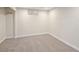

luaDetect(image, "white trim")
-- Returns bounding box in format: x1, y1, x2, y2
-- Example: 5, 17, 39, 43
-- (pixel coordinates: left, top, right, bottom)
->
0, 37, 6, 44
6, 36, 14, 39
0, 32, 48, 43
15, 32, 49, 39
6, 37, 14, 40
49, 33, 79, 51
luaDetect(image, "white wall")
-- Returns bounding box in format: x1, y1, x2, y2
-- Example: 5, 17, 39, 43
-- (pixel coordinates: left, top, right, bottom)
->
49, 7, 79, 50
0, 7, 15, 42
0, 8, 6, 43
15, 8, 49, 37
6, 14, 14, 39
5, 8, 15, 39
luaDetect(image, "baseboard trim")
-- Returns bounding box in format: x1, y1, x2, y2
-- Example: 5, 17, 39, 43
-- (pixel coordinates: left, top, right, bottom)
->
0, 37, 6, 44
6, 37, 15, 40
49, 33, 79, 51
15, 32, 49, 39
0, 32, 48, 43
6, 36, 15, 40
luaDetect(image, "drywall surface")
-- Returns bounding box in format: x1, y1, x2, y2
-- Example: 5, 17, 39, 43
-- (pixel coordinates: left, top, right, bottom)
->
0, 8, 6, 42
49, 7, 79, 50
15, 8, 49, 37
6, 14, 14, 39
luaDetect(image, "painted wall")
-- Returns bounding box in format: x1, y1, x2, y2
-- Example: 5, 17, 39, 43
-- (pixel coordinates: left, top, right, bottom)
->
6, 14, 14, 39
15, 8, 49, 37
49, 7, 79, 50
5, 7, 15, 39
0, 8, 6, 43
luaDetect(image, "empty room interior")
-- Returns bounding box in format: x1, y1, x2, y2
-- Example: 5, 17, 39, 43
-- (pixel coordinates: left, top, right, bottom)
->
0, 7, 79, 52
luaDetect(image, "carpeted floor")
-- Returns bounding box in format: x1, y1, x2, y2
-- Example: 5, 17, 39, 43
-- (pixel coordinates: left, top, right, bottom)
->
0, 34, 78, 52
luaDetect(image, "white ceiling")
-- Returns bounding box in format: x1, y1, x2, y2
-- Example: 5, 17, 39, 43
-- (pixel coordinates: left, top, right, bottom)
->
17, 7, 55, 11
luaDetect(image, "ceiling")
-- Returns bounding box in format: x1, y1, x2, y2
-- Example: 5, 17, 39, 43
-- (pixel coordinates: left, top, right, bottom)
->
17, 7, 55, 11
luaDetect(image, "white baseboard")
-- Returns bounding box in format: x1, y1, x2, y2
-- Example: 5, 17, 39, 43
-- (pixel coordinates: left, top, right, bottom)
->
6, 36, 14, 39
0, 37, 6, 44
15, 32, 49, 39
49, 33, 79, 51
0, 32, 48, 43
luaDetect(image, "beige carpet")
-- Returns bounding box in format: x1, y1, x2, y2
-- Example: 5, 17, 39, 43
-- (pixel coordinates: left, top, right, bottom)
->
0, 34, 78, 52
